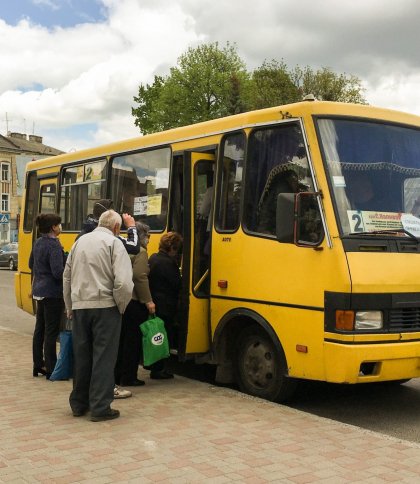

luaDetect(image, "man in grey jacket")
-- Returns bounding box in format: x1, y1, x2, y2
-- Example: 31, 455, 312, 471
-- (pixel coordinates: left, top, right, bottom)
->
63, 210, 133, 422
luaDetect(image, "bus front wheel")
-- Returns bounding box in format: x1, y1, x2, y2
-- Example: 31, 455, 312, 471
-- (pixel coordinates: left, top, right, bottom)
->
235, 326, 297, 402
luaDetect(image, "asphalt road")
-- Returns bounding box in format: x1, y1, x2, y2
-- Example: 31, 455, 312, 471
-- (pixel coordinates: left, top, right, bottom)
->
2, 267, 420, 444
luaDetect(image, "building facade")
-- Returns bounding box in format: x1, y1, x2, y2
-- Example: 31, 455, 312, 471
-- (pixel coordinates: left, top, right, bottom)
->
0, 133, 63, 243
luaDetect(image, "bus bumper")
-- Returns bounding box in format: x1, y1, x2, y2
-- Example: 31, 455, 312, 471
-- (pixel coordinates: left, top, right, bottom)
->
323, 340, 420, 383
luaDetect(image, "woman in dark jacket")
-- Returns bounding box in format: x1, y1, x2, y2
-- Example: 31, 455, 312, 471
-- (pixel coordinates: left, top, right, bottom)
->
148, 231, 183, 379
115, 222, 155, 387
29, 213, 65, 379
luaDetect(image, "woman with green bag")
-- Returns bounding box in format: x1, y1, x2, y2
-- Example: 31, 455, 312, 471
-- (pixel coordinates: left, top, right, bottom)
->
114, 222, 155, 387
147, 232, 183, 379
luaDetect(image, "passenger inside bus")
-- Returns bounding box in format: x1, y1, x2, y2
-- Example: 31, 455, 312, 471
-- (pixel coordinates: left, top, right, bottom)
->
347, 171, 387, 212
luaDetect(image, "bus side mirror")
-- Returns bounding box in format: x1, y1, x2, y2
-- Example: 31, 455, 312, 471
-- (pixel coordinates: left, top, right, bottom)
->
276, 192, 324, 247
295, 192, 324, 247
276, 193, 295, 243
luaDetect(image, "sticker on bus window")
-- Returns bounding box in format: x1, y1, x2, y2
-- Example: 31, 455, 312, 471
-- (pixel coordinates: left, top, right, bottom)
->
347, 210, 404, 233
333, 175, 346, 187
401, 213, 420, 237
85, 162, 103, 181
76, 166, 84, 183
134, 196, 148, 216
147, 194, 162, 215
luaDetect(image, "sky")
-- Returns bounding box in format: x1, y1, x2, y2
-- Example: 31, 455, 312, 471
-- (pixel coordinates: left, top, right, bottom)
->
1, 0, 420, 152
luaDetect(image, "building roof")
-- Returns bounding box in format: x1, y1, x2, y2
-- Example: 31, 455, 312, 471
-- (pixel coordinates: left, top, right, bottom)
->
0, 133, 64, 156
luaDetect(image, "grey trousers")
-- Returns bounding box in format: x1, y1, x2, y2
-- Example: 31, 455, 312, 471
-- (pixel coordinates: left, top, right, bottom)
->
69, 306, 121, 416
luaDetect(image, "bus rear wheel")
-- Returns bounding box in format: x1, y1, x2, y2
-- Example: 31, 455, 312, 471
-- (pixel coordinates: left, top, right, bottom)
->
235, 326, 297, 402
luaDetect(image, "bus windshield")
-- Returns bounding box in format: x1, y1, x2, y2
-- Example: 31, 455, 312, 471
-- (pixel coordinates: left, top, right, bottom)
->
318, 118, 420, 237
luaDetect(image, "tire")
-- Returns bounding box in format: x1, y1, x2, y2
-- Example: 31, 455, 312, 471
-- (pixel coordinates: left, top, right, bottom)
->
235, 325, 297, 402
9, 258, 15, 271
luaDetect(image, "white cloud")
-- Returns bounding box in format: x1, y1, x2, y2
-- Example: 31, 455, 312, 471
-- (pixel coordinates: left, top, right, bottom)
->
0, 0, 420, 152
366, 73, 420, 115
0, 0, 199, 150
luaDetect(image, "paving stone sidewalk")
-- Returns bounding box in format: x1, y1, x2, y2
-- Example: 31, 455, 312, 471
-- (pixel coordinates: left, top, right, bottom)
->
1, 328, 420, 483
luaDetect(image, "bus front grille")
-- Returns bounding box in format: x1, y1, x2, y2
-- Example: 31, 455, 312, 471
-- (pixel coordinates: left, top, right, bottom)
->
389, 308, 420, 331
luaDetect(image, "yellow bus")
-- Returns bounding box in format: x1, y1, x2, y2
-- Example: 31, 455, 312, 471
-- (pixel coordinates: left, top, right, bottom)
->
16, 99, 420, 401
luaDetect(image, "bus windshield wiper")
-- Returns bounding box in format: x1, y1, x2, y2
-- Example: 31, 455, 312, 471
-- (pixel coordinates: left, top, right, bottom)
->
347, 228, 419, 242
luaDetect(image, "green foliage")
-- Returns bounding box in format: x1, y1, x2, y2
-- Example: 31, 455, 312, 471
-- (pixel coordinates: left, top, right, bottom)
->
132, 42, 250, 134
290, 66, 367, 104
132, 43, 367, 134
250, 60, 300, 109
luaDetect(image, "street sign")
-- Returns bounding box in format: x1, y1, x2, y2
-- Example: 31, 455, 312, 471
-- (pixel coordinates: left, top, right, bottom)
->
0, 214, 10, 224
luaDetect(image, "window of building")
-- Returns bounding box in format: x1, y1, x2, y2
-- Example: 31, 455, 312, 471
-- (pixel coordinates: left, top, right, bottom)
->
243, 123, 314, 238
111, 147, 171, 231
215, 132, 245, 232
60, 160, 107, 231
1, 162, 10, 182
1, 194, 9, 212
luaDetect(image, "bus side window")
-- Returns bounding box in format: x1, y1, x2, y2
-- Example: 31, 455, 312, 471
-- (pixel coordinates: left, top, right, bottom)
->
40, 184, 56, 214
60, 160, 107, 231
215, 132, 245, 232
243, 124, 314, 239
111, 147, 171, 231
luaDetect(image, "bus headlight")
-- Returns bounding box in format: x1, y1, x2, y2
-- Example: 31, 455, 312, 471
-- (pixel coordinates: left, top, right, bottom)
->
355, 311, 383, 330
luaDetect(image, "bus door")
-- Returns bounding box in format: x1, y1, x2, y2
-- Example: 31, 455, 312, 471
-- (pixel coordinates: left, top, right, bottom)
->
180, 152, 215, 355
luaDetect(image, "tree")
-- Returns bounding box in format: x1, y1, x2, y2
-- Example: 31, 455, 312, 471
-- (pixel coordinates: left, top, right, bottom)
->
290, 66, 367, 104
132, 43, 367, 134
132, 42, 250, 134
250, 60, 299, 110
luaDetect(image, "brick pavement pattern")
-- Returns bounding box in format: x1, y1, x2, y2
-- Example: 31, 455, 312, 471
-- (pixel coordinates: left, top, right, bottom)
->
1, 328, 420, 483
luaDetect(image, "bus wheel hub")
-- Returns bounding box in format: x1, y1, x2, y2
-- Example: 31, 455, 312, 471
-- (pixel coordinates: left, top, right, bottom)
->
244, 341, 275, 388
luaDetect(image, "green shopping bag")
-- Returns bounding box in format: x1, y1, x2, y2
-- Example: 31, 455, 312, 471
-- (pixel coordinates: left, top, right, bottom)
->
140, 315, 170, 366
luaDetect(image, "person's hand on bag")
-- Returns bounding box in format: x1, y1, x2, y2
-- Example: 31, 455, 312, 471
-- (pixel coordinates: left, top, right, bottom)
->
66, 309, 73, 319
146, 301, 156, 314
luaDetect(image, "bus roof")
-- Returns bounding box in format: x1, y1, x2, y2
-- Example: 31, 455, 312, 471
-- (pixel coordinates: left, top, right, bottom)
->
26, 100, 420, 172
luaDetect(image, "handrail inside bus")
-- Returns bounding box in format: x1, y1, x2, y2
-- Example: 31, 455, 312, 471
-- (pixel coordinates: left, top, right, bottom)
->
194, 269, 209, 292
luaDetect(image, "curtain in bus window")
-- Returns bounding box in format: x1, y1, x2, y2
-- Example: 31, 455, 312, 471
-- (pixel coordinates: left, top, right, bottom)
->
244, 124, 313, 237
110, 148, 171, 231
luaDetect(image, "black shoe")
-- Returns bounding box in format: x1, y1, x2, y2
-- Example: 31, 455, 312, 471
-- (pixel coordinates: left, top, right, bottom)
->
150, 371, 174, 380
33, 367, 47, 377
121, 379, 145, 387
72, 408, 88, 417
91, 409, 120, 422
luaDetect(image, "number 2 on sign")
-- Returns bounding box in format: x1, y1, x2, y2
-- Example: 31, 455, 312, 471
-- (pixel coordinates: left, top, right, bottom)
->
350, 212, 364, 232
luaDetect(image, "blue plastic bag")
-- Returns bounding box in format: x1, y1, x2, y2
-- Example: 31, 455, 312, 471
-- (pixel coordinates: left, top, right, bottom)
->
50, 330, 73, 381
